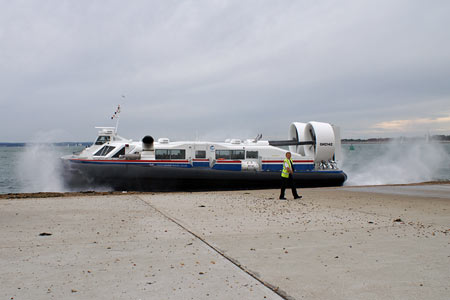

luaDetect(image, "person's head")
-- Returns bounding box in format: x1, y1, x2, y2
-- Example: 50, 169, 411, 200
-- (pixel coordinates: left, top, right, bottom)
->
286, 152, 291, 159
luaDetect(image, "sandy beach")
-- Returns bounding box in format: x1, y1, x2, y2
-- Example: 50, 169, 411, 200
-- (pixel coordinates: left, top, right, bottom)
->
1, 184, 449, 299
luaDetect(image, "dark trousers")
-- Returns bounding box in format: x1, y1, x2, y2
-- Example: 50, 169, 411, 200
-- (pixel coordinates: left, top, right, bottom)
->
280, 175, 299, 198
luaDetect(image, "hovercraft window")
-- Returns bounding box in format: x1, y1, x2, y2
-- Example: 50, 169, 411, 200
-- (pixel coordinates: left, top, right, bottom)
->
155, 149, 169, 159
246, 151, 258, 159
112, 147, 126, 158
170, 149, 185, 159
216, 150, 231, 160
94, 146, 115, 156
95, 136, 110, 145
195, 150, 206, 159
155, 149, 186, 159
231, 150, 245, 159
216, 150, 245, 160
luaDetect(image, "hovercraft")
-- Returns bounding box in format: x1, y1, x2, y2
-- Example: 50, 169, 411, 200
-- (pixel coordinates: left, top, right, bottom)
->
61, 121, 347, 191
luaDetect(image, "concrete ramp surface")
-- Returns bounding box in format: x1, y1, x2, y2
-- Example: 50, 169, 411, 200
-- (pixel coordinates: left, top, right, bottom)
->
1, 184, 449, 299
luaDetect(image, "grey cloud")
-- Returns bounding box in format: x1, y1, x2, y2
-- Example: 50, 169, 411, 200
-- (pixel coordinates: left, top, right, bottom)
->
1, 0, 450, 142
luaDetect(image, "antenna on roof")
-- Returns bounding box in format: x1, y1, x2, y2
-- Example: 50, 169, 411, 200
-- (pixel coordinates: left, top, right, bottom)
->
110, 95, 126, 133
111, 103, 121, 134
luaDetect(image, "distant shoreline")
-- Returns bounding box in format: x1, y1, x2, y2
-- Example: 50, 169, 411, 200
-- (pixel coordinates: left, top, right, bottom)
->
0, 142, 91, 147
342, 140, 450, 144
1, 140, 449, 147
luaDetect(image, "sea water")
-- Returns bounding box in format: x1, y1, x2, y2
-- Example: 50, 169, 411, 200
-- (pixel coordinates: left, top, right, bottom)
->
0, 145, 85, 194
341, 142, 450, 185
0, 143, 449, 194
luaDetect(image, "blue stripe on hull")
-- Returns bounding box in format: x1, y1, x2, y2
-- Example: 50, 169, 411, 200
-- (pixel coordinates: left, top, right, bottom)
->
193, 162, 210, 167
262, 164, 314, 172
148, 163, 192, 168
70, 160, 324, 173
212, 164, 242, 171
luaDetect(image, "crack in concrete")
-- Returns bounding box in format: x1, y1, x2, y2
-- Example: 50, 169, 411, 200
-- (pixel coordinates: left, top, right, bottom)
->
136, 195, 294, 300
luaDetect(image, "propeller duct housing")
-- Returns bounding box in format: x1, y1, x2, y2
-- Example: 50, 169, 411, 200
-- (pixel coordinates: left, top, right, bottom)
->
303, 122, 335, 161
288, 122, 306, 155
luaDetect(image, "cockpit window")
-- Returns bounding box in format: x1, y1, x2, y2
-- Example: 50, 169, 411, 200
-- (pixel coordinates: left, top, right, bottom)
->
95, 135, 110, 145
112, 147, 126, 158
94, 146, 115, 156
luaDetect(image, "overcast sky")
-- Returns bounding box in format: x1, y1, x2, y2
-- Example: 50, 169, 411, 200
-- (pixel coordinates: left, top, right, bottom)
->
1, 0, 449, 142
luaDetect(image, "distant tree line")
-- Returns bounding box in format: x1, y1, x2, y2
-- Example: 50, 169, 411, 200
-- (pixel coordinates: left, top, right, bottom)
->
342, 135, 450, 143
432, 135, 450, 141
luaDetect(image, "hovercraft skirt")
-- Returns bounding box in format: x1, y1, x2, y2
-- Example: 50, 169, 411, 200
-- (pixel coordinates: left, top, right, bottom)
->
63, 161, 346, 192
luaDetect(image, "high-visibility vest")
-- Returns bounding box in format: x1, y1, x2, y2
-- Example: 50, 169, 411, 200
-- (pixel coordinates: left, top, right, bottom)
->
281, 158, 292, 178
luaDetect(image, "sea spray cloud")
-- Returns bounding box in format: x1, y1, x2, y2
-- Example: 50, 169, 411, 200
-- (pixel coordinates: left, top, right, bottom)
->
342, 141, 450, 186
16, 143, 66, 192
14, 129, 118, 193
15, 130, 68, 193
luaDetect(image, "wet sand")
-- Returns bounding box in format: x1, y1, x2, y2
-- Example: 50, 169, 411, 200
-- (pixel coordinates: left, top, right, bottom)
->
1, 184, 449, 299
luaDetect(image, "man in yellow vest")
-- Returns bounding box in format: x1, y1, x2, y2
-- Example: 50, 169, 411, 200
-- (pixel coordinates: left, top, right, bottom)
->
279, 152, 301, 200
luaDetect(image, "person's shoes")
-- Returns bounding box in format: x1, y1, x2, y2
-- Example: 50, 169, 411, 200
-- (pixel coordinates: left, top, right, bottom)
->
279, 197, 287, 200
294, 196, 302, 199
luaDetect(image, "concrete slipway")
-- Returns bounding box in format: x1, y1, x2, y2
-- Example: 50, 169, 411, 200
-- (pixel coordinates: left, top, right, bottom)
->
1, 184, 449, 299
